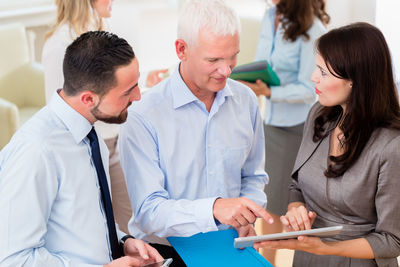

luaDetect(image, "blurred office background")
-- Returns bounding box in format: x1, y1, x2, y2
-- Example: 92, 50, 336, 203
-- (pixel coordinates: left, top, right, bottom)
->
0, 0, 398, 80
0, 0, 398, 265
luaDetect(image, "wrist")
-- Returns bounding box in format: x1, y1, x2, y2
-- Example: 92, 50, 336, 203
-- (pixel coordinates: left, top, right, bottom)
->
288, 202, 305, 210
265, 87, 271, 98
320, 241, 340, 256
212, 197, 221, 218
120, 234, 135, 255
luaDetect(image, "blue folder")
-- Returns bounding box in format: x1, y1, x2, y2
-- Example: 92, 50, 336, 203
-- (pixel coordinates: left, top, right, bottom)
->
167, 229, 273, 267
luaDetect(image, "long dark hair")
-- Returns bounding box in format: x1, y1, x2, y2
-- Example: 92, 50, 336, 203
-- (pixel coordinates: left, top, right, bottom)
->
277, 0, 330, 42
314, 22, 400, 178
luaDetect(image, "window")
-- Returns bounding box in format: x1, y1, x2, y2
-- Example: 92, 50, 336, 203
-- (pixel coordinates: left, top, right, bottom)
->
0, 0, 52, 12
376, 0, 400, 83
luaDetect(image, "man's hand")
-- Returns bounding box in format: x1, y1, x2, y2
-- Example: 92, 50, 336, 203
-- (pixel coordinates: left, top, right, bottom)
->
146, 68, 169, 87
213, 197, 273, 228
235, 224, 256, 238
123, 238, 163, 266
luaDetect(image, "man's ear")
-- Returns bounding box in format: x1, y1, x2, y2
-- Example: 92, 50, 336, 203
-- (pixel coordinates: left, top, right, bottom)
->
80, 90, 99, 108
175, 39, 188, 61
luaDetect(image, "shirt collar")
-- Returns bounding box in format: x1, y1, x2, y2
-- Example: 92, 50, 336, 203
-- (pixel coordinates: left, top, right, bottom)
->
170, 64, 234, 109
48, 90, 93, 144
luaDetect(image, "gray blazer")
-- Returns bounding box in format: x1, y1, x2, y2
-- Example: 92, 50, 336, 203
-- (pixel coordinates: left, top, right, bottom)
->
289, 103, 400, 267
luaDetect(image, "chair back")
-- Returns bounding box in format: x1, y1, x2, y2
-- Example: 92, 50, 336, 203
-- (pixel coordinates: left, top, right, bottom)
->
0, 23, 30, 79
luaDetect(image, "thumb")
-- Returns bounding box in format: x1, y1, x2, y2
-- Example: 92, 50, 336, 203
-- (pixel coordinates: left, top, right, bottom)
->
133, 241, 150, 260
308, 211, 317, 224
122, 256, 142, 267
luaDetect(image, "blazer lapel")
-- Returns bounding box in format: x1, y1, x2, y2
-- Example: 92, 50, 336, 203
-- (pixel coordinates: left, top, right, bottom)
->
291, 120, 335, 179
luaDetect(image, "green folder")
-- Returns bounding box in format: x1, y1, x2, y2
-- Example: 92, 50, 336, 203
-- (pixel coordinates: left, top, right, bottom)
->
230, 60, 280, 86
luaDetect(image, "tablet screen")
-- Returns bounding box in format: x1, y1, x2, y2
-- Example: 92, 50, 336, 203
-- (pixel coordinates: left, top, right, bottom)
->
234, 226, 343, 248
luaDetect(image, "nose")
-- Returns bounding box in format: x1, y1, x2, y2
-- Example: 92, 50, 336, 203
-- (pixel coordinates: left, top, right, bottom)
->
218, 62, 232, 77
130, 87, 141, 102
310, 68, 319, 83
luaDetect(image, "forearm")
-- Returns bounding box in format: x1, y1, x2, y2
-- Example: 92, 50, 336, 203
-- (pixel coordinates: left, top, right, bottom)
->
240, 104, 268, 208
240, 176, 268, 208
136, 197, 219, 237
269, 83, 315, 104
323, 238, 374, 259
0, 247, 102, 267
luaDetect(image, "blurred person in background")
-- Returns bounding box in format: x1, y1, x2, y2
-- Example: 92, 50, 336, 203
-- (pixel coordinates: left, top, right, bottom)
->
239, 0, 329, 263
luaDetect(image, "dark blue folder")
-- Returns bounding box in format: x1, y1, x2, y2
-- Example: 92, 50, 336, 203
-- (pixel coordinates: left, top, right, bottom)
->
167, 229, 273, 267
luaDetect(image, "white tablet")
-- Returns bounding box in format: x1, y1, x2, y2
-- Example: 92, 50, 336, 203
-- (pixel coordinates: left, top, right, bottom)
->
234, 226, 343, 248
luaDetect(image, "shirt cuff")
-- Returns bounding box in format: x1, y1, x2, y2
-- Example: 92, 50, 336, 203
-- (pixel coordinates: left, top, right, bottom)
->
194, 197, 220, 232
116, 226, 126, 242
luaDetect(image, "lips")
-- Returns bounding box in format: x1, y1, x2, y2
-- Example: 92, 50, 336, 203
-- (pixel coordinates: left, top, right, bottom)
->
315, 88, 321, 95
213, 77, 227, 82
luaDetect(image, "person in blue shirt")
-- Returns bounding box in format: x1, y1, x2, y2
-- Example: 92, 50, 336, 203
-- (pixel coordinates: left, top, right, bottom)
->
119, 0, 273, 266
239, 0, 329, 263
0, 31, 162, 267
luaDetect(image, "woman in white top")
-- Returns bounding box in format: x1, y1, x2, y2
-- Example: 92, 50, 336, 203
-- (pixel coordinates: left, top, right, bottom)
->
42, 0, 165, 233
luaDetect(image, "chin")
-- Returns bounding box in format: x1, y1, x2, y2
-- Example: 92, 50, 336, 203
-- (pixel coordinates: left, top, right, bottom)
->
209, 82, 227, 92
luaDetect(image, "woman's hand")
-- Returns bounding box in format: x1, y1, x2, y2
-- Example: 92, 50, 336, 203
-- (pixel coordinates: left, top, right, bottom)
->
238, 79, 271, 98
146, 68, 169, 87
254, 235, 330, 255
281, 203, 316, 231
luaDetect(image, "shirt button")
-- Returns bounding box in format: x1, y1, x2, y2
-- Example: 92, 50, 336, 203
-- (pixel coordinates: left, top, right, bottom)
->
209, 171, 214, 175
207, 144, 212, 148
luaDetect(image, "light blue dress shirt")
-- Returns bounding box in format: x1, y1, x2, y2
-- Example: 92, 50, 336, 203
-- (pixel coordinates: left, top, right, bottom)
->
0, 91, 123, 266
255, 7, 326, 127
119, 67, 268, 245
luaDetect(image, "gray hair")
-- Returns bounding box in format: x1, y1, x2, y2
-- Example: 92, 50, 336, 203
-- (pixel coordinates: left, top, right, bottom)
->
177, 0, 241, 46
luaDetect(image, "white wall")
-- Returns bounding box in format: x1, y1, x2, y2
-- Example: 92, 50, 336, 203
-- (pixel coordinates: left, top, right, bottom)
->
0, 0, 382, 68
326, 0, 376, 29
109, 0, 179, 72
376, 0, 400, 83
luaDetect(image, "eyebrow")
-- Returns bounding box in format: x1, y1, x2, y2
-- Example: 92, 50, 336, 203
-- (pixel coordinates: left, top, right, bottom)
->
316, 64, 328, 73
124, 82, 138, 95
205, 50, 240, 61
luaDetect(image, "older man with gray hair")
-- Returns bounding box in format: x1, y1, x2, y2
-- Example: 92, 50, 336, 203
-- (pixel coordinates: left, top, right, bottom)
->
119, 0, 272, 265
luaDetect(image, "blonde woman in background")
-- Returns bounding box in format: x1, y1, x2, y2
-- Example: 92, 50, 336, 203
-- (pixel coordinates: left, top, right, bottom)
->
42, 0, 166, 233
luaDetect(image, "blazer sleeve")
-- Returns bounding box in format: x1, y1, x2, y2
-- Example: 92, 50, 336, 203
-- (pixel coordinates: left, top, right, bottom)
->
365, 135, 400, 260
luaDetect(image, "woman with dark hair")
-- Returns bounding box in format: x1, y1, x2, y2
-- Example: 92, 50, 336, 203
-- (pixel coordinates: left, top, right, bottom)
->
256, 22, 400, 266
239, 0, 329, 263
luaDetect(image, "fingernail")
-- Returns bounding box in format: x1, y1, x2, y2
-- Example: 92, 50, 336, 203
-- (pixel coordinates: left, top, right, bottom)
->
268, 218, 274, 224
144, 255, 149, 259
